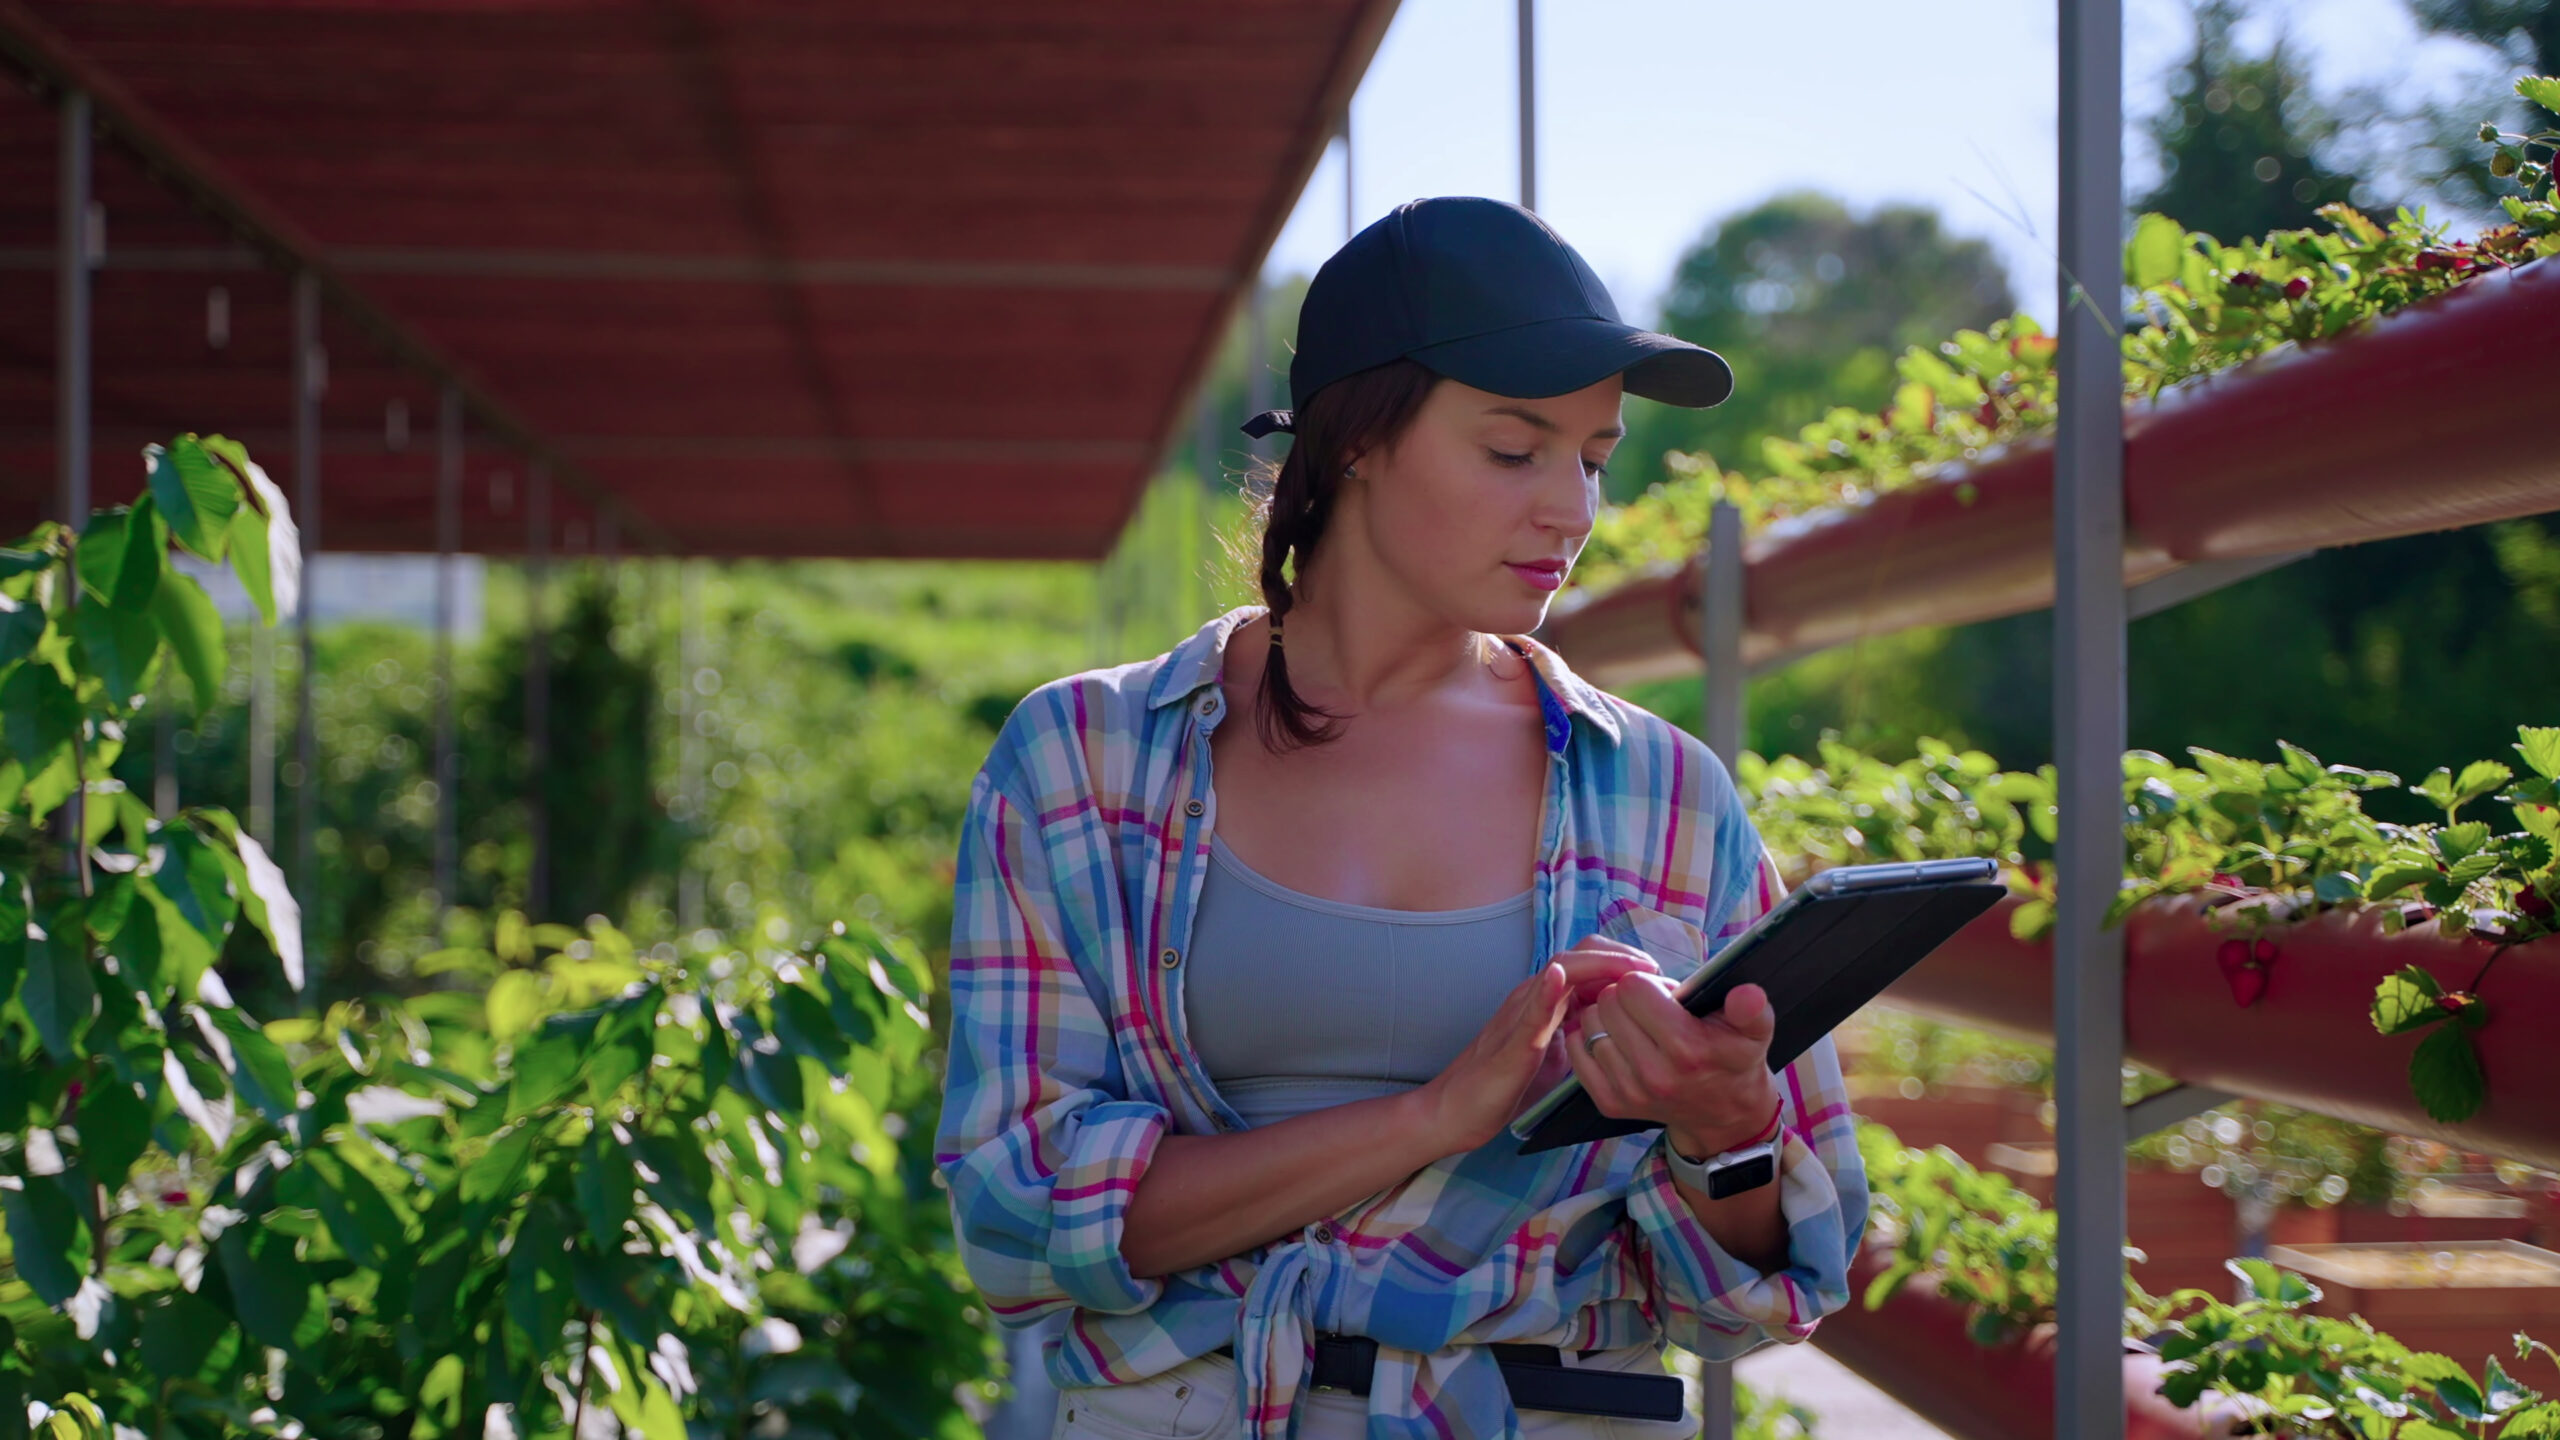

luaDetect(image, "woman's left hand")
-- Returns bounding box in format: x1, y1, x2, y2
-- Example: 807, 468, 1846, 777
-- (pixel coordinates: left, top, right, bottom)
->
1558, 935, 1782, 1160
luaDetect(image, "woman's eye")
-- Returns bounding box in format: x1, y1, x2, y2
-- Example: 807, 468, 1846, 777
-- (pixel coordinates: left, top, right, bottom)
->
1582, 457, 1611, 480
1489, 449, 1535, 468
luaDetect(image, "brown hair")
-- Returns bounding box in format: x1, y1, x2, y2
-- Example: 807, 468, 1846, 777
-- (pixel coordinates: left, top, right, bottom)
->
1248, 358, 1440, 751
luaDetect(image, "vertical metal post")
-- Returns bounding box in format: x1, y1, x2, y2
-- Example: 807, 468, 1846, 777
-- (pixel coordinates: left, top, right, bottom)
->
1694, 498, 1745, 1440
250, 617, 274, 847
526, 465, 552, 920
154, 672, 177, 820
57, 90, 91, 525
292, 272, 322, 953
1516, 0, 1537, 213
1245, 282, 1271, 467
434, 387, 462, 928
1341, 112, 1357, 243
2054, 0, 2129, 1433
677, 559, 704, 930
1701, 500, 1745, 770
58, 91, 93, 878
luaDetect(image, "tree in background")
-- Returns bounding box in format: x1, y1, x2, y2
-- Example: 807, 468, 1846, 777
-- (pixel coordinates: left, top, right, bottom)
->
1611, 193, 2015, 503
2132, 0, 2363, 243
2391, 0, 2560, 211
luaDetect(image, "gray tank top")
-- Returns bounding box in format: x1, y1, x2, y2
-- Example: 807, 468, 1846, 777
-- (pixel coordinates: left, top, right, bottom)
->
1184, 834, 1536, 1129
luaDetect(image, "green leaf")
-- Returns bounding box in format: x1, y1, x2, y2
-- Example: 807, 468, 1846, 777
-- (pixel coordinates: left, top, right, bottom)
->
2411, 1024, 2487, 1122
2417, 768, 2461, 815
2228, 1256, 2282, 1300
505, 1032, 586, 1119
2437, 1374, 2488, 1422
199, 1006, 300, 1124
2372, 966, 2446, 1035
213, 1223, 319, 1351
2506, 1401, 2560, 1439
2483, 1354, 2534, 1416
135, 1291, 226, 1381
24, 903, 98, 1063
218, 444, 299, 626
2518, 75, 2560, 118
0, 595, 46, 671
149, 571, 224, 712
2517, 727, 2560, 781
460, 1125, 537, 1207
226, 828, 303, 993
2128, 213, 2189, 289
68, 600, 160, 708
153, 830, 238, 946
573, 1131, 637, 1248
485, 970, 545, 1043
0, 663, 79, 774
2439, 822, 2494, 861
150, 437, 241, 562
72, 1077, 150, 1194
281, 1150, 403, 1271
2456, 760, 2515, 809
1, 1180, 85, 1305
73, 507, 130, 606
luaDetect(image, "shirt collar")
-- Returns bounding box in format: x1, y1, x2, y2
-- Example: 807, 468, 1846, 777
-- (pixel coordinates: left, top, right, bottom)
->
1145, 605, 1625, 751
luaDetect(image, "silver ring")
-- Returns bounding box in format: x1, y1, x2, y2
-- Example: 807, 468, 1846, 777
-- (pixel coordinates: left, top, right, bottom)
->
1585, 1029, 1612, 1046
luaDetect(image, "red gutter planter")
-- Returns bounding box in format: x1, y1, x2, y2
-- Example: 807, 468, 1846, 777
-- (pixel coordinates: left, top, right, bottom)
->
1882, 895, 2560, 1171
1542, 257, 2560, 687
1812, 1253, 2232, 1440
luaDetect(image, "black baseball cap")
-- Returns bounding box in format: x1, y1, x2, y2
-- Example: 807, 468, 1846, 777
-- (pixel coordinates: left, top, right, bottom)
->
1241, 196, 1733, 438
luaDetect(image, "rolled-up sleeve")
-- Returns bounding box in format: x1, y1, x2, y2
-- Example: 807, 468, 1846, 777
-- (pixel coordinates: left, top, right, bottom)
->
1626, 791, 1869, 1361
934, 761, 1170, 1324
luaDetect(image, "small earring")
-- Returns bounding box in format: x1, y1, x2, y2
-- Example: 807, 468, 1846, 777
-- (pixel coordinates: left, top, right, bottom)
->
1343, 463, 1358, 480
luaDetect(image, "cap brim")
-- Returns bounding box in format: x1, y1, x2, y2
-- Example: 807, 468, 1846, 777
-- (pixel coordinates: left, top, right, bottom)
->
1406, 316, 1734, 409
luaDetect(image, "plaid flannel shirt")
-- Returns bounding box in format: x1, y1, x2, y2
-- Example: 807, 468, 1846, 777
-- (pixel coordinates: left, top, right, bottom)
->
935, 608, 1867, 1440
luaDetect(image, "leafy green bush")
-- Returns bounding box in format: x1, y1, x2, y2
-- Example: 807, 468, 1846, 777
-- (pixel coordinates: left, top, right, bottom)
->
0, 438, 992, 1435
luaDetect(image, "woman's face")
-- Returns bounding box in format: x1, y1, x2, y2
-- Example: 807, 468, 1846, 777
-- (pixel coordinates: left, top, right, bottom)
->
1335, 373, 1621, 637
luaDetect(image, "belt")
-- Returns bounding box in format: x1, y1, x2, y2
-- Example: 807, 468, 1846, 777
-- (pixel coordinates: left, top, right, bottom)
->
1210, 1334, 1687, 1423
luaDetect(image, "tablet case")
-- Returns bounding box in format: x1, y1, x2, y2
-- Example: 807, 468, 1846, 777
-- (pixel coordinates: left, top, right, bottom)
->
1510, 857, 2006, 1155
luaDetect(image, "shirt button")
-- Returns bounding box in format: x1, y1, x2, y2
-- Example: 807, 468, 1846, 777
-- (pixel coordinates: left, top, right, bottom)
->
1159, 947, 1181, 969
1197, 696, 1217, 717
1312, 1223, 1335, 1245
1185, 799, 1205, 817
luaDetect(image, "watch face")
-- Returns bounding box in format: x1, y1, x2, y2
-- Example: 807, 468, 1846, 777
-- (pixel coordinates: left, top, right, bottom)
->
1704, 1151, 1778, 1201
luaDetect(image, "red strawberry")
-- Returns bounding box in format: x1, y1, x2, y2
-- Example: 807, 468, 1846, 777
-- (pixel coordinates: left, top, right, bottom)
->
159, 1191, 188, 1206
2518, 887, 2554, 920
2439, 991, 2479, 1017
2216, 938, 2271, 1007
1976, 399, 2000, 428
2253, 937, 2277, 964
2282, 276, 2311, 300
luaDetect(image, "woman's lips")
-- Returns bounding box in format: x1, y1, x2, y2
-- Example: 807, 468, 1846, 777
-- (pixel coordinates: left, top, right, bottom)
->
1506, 560, 1568, 592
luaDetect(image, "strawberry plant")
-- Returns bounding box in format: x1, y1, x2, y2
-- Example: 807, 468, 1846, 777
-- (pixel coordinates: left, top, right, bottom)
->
1574, 75, 2560, 595
1859, 1122, 2560, 1435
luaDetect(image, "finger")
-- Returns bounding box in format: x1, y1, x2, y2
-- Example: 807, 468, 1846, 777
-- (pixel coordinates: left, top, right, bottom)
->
1716, 983, 1778, 1047
1552, 950, 1658, 1007
1589, 985, 1682, 1103
1566, 1023, 1638, 1119
1522, 963, 1570, 1047
1557, 936, 1661, 974
1607, 973, 1709, 1059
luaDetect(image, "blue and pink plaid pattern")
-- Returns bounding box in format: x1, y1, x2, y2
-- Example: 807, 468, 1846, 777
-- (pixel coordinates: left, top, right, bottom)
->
936, 609, 1867, 1439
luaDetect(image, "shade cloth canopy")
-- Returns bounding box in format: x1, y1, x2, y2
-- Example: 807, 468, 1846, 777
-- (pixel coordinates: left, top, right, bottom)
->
0, 0, 1395, 557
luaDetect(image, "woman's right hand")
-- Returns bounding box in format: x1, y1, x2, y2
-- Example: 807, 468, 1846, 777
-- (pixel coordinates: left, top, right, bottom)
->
1413, 946, 1661, 1156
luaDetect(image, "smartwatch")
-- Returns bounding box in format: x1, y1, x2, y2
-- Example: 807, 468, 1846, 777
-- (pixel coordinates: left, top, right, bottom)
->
1665, 1125, 1782, 1200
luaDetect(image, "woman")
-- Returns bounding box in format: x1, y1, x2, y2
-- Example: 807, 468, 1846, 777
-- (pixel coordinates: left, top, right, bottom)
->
937, 197, 1865, 1440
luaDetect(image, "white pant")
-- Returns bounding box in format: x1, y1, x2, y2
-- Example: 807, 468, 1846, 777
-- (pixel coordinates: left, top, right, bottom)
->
1050, 1343, 1704, 1440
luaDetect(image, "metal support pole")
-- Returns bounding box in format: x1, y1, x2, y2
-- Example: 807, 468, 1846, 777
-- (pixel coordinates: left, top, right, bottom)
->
526, 465, 552, 920
677, 559, 705, 930
1342, 112, 1357, 243
1515, 0, 1537, 212
1701, 500, 1745, 770
250, 614, 274, 848
292, 272, 322, 956
57, 90, 90, 525
58, 90, 93, 880
1694, 502, 1745, 1440
2054, 0, 2130, 1432
434, 387, 462, 928
1245, 282, 1272, 467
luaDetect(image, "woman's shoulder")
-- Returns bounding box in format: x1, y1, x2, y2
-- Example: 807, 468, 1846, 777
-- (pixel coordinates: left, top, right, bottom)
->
1512, 636, 1741, 814
978, 608, 1258, 791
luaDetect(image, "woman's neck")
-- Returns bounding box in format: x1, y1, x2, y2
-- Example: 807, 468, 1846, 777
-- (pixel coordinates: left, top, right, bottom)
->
1270, 558, 1489, 713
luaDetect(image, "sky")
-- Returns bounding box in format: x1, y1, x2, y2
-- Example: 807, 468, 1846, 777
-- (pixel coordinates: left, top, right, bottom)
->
1261, 0, 2517, 329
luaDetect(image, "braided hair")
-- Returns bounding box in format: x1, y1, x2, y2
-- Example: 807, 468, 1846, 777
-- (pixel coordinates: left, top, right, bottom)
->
1248, 358, 1440, 751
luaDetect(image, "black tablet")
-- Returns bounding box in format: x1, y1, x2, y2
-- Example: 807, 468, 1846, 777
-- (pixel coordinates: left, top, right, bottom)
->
1509, 857, 2007, 1155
